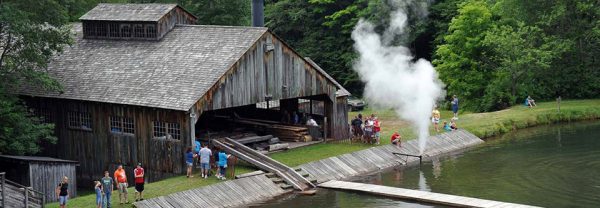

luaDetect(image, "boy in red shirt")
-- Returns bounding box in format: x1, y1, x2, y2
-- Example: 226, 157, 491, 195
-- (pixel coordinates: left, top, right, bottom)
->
391, 132, 402, 148
134, 163, 145, 201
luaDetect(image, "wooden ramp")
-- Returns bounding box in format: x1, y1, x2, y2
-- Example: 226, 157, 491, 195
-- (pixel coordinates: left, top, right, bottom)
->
134, 175, 287, 208
298, 129, 484, 183
213, 137, 315, 191
319, 180, 541, 208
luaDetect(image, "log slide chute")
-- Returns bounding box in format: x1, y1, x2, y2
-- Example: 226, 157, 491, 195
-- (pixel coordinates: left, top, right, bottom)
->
212, 137, 316, 191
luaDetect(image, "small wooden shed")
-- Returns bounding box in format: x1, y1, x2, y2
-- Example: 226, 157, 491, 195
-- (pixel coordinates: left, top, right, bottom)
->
0, 155, 79, 203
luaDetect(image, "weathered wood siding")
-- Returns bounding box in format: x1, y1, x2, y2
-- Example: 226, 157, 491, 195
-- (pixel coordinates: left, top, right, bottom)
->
29, 162, 77, 203
193, 32, 338, 113
26, 97, 190, 185
333, 96, 350, 140
157, 6, 196, 39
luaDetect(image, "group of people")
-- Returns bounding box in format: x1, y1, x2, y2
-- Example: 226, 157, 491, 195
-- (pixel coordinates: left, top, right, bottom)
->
432, 95, 460, 133
56, 164, 145, 208
351, 114, 381, 144
525, 96, 537, 108
281, 110, 319, 127
186, 141, 232, 180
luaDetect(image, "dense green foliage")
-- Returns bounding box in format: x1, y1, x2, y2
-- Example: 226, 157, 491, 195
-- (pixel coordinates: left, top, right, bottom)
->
0, 0, 73, 154
434, 0, 599, 111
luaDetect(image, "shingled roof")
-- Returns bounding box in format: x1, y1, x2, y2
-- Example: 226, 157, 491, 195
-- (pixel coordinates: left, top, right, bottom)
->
79, 3, 183, 22
21, 23, 268, 111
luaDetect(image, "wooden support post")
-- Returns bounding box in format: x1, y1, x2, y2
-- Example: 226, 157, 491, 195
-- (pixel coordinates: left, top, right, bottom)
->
24, 187, 29, 208
1, 172, 5, 208
309, 100, 313, 114
324, 117, 328, 142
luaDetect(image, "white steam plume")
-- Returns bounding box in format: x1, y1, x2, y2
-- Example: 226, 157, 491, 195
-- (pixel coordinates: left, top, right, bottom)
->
351, 1, 444, 155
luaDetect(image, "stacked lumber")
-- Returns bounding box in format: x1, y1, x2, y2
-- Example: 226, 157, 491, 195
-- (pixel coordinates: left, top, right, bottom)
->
231, 118, 313, 142
268, 124, 312, 142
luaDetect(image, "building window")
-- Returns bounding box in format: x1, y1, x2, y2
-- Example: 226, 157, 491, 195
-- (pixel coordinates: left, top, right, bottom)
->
68, 111, 92, 131
120, 24, 131, 38
96, 23, 107, 37
133, 24, 145, 38
146, 24, 156, 38
109, 23, 120, 38
256, 100, 280, 109
32, 108, 52, 124
153, 121, 181, 140
110, 116, 134, 134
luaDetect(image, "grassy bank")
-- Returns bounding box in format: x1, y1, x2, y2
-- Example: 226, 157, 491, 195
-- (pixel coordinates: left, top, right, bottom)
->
350, 99, 600, 143
47, 99, 600, 207
46, 166, 256, 208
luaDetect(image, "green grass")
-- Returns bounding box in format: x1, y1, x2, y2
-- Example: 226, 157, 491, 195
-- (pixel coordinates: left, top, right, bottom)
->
46, 99, 600, 207
350, 99, 600, 142
45, 166, 255, 208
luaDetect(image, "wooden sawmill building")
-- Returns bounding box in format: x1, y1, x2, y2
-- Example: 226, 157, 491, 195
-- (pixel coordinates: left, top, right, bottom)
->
19, 3, 350, 185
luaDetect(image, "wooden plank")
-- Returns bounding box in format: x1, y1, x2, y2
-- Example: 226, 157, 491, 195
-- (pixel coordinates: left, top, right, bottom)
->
319, 180, 541, 208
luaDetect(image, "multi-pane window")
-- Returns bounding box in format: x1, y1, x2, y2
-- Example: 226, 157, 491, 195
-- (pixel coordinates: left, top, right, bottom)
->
146, 24, 157, 38
133, 24, 145, 38
110, 116, 134, 134
153, 121, 181, 140
96, 23, 107, 37
32, 108, 52, 124
68, 111, 92, 131
109, 23, 120, 38
120, 24, 131, 38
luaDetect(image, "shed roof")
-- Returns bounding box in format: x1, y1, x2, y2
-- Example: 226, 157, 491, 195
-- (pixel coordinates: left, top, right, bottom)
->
79, 3, 186, 22
21, 23, 268, 111
0, 155, 79, 164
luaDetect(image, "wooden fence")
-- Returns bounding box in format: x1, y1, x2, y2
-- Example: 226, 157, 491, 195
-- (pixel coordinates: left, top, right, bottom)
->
0, 172, 45, 208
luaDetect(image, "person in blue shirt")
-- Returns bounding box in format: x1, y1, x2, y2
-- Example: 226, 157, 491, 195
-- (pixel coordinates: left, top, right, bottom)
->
217, 150, 230, 180
443, 121, 452, 132
451, 95, 459, 120
185, 147, 196, 178
194, 137, 201, 169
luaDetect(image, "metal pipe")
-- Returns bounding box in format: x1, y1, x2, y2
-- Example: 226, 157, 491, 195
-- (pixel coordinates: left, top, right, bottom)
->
251, 0, 264, 27
392, 152, 422, 164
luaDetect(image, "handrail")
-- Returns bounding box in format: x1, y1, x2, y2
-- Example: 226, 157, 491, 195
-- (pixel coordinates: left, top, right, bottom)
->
1, 172, 45, 208
4, 179, 45, 196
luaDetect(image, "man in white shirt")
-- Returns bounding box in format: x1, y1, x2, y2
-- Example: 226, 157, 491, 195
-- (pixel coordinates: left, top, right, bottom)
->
199, 143, 212, 179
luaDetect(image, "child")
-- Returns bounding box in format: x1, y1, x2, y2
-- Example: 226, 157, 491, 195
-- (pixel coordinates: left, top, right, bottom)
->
443, 121, 452, 132
390, 132, 402, 148
217, 150, 231, 180
94, 181, 103, 208
450, 120, 458, 130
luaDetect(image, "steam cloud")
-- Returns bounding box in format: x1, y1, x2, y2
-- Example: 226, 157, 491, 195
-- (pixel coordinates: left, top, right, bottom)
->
351, 0, 444, 155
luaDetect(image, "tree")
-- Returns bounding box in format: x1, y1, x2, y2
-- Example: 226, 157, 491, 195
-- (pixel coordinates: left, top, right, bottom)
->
479, 23, 561, 110
0, 0, 72, 155
433, 0, 495, 111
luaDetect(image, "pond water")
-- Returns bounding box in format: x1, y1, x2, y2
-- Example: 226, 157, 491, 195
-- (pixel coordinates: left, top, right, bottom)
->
255, 121, 600, 208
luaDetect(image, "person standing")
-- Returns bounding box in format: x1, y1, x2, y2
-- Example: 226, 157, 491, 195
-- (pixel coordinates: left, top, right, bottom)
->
55, 176, 69, 208
94, 181, 103, 208
363, 117, 374, 144
113, 165, 128, 204
351, 114, 363, 141
431, 107, 441, 132
199, 143, 212, 179
373, 115, 381, 145
134, 163, 145, 201
451, 95, 459, 119
185, 147, 196, 178
100, 171, 114, 208
217, 150, 231, 180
